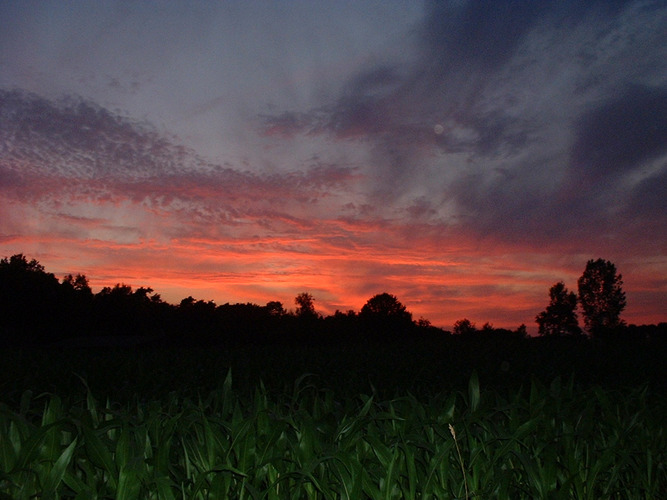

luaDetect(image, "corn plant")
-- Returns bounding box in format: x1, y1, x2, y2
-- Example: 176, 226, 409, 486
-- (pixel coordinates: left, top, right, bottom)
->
1, 370, 665, 499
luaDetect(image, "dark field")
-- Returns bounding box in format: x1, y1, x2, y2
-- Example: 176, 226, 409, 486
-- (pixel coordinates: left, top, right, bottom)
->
1, 333, 666, 498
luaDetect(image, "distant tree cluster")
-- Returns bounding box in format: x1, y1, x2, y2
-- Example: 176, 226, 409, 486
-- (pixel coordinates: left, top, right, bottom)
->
535, 258, 627, 339
0, 254, 447, 347
1, 254, 662, 347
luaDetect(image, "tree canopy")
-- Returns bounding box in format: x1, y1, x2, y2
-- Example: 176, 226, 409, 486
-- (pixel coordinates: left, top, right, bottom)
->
535, 282, 581, 336
577, 259, 626, 337
360, 293, 411, 320
360, 293, 413, 335
453, 318, 476, 335
294, 292, 317, 318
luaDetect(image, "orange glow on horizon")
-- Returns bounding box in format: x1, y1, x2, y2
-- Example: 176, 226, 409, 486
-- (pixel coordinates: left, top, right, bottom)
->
2, 187, 665, 332
3, 230, 663, 332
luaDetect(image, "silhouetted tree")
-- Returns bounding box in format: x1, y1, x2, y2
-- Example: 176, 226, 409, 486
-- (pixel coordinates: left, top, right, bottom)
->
294, 292, 317, 318
62, 273, 92, 295
93, 283, 134, 335
60, 273, 94, 335
91, 283, 167, 336
577, 259, 626, 338
453, 318, 476, 335
360, 293, 413, 336
0, 254, 47, 274
216, 302, 272, 344
133, 286, 154, 301
179, 296, 197, 308
360, 293, 411, 320
416, 317, 431, 328
322, 309, 359, 339
175, 296, 218, 342
0, 254, 62, 342
535, 281, 581, 336
265, 301, 286, 317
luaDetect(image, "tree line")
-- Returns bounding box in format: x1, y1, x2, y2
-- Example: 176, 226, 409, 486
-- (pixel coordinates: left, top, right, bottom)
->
0, 253, 664, 347
0, 254, 438, 346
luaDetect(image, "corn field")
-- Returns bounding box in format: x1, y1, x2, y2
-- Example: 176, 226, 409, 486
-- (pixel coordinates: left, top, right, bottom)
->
1, 368, 665, 499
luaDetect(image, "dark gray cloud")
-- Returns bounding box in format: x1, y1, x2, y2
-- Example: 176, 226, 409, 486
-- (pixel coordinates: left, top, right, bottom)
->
622, 166, 667, 242
420, 0, 543, 74
447, 86, 667, 243
570, 85, 667, 182
420, 0, 638, 75
258, 0, 667, 247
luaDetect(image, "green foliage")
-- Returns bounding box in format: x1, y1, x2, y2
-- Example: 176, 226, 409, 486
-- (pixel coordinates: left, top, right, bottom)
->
1, 375, 664, 499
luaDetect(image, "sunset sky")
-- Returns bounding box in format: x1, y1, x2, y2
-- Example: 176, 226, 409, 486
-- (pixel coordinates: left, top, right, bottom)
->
1, 1, 665, 330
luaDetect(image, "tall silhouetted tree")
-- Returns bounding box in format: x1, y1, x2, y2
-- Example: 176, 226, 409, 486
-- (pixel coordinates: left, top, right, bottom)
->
577, 259, 626, 338
294, 292, 317, 318
535, 281, 581, 336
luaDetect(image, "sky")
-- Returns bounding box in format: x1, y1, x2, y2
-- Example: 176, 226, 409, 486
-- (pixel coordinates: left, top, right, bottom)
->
1, 1, 666, 330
